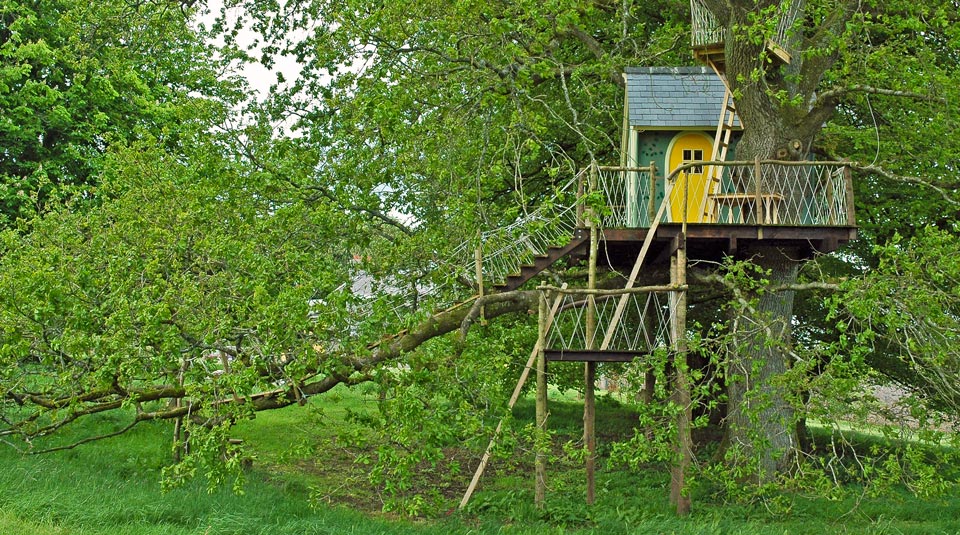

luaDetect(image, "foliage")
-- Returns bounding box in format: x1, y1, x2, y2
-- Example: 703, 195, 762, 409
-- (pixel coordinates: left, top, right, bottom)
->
6, 388, 960, 534
0, 0, 241, 225
3, 0, 960, 518
836, 226, 960, 417
0, 137, 351, 477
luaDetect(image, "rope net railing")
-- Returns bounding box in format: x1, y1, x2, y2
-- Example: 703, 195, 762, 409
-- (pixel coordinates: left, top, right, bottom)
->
476, 203, 580, 283
690, 0, 723, 48
594, 161, 853, 227
690, 0, 800, 54
596, 166, 656, 228
545, 290, 676, 355
447, 173, 585, 287
689, 161, 853, 226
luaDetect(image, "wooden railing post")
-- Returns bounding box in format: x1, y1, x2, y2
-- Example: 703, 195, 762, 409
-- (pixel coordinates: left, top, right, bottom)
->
754, 156, 762, 224
535, 289, 549, 508
843, 163, 855, 226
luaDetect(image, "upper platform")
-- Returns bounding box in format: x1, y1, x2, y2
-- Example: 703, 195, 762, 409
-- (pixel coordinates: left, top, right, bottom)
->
478, 160, 856, 292
598, 224, 857, 268
690, 0, 794, 71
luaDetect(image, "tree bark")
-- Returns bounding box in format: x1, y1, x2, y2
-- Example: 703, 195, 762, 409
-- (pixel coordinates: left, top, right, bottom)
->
702, 0, 860, 481
725, 245, 800, 480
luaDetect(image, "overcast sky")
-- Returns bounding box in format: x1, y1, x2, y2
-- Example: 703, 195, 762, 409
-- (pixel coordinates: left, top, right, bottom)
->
199, 0, 303, 100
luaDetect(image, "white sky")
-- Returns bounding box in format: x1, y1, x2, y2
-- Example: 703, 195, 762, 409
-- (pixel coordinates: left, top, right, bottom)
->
199, 0, 304, 100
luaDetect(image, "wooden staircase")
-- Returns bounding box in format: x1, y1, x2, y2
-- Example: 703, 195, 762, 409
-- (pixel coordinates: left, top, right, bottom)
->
492, 230, 590, 292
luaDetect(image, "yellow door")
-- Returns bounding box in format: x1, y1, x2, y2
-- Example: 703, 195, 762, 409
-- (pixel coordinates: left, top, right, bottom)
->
667, 132, 714, 223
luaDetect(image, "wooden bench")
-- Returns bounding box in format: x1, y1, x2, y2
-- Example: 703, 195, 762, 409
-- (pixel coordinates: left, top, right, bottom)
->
709, 193, 784, 224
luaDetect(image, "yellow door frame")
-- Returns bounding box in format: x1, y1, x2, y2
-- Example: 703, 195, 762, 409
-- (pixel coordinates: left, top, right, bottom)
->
665, 131, 714, 223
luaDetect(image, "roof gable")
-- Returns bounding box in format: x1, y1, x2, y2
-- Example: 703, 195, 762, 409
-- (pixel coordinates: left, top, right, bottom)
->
625, 66, 738, 129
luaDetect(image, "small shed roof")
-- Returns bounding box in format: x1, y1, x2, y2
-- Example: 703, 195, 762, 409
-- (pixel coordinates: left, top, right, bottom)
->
625, 66, 738, 129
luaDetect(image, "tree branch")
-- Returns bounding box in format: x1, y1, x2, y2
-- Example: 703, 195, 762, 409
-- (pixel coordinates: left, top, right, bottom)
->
769, 281, 840, 292
564, 25, 605, 60
852, 163, 960, 208
816, 85, 947, 108
4, 290, 539, 448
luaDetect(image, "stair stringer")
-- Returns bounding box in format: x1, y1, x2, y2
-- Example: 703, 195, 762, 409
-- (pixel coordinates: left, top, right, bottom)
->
493, 230, 590, 292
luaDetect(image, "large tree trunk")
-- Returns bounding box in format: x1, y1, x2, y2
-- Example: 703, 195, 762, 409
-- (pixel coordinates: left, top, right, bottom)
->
724, 245, 801, 480
711, 2, 828, 480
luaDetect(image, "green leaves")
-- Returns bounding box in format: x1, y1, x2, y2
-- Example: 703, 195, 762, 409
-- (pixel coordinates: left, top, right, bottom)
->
0, 0, 239, 225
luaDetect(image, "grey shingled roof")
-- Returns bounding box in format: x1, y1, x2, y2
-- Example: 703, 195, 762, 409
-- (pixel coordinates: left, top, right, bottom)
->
625, 66, 739, 129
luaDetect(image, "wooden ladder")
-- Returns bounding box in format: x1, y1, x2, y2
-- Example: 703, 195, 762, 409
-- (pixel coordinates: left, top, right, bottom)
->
712, 88, 736, 164
698, 84, 737, 220
706, 58, 736, 164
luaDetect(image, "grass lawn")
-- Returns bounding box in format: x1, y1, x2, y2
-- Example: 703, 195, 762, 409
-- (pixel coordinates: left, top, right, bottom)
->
2, 385, 959, 534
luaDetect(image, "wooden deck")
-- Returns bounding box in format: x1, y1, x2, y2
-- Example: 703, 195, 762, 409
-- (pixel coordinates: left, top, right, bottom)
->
597, 224, 857, 267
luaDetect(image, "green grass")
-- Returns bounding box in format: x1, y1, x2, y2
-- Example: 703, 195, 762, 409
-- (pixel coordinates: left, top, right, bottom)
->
2, 385, 960, 534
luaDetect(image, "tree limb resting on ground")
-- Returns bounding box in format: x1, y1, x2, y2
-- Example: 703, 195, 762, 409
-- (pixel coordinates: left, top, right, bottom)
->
2, 290, 538, 450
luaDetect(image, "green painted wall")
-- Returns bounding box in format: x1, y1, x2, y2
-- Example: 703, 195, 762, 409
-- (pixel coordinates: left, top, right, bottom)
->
626, 129, 740, 227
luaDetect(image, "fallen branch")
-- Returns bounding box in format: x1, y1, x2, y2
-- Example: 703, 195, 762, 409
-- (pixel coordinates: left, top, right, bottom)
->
3, 290, 538, 448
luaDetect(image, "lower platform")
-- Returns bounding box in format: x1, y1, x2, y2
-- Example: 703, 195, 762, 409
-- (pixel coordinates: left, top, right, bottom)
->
544, 349, 645, 363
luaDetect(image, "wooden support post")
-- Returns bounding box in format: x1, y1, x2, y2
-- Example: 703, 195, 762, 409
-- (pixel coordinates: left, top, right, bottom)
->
459, 285, 567, 510
584, 176, 599, 505
535, 290, 549, 508
669, 245, 692, 516
640, 293, 656, 404
584, 361, 596, 504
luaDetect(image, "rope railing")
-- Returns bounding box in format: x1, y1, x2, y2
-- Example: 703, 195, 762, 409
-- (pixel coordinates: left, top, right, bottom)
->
447, 174, 584, 287
690, 0, 723, 47
542, 287, 679, 354
435, 159, 851, 303
669, 159, 854, 226
594, 166, 657, 228
690, 0, 800, 55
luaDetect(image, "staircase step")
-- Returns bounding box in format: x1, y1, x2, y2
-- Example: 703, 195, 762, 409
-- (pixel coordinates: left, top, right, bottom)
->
492, 233, 590, 292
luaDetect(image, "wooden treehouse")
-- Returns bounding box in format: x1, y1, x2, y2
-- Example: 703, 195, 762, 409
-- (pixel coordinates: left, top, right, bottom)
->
459, 1, 856, 516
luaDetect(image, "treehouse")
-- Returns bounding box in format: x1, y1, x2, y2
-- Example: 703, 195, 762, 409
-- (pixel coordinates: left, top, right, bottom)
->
462, 1, 858, 515
622, 66, 741, 227
596, 65, 857, 267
